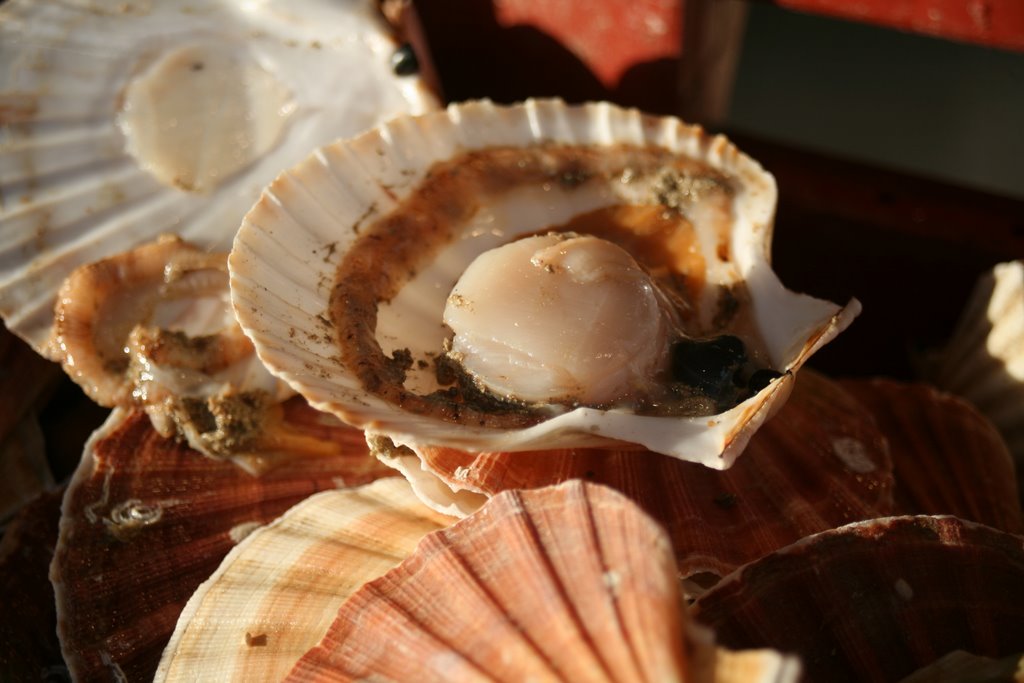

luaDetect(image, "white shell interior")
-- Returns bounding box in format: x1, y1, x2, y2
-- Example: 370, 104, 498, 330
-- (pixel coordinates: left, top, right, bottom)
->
231, 99, 860, 469
0, 0, 437, 353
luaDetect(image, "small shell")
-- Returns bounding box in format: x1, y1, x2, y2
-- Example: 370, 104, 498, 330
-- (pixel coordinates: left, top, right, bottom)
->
231, 98, 859, 469
156, 478, 453, 682
48, 235, 308, 471
693, 515, 1024, 682
929, 261, 1024, 493
841, 378, 1023, 533
50, 404, 393, 682
0, 489, 65, 680
287, 480, 688, 682
0, 0, 437, 353
374, 370, 894, 589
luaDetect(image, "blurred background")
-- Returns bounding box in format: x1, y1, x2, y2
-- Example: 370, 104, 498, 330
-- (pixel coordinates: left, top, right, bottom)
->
729, 3, 1024, 200
411, 0, 1024, 199
406, 0, 1024, 377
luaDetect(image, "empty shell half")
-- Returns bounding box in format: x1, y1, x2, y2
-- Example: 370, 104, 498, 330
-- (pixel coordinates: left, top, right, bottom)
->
231, 99, 859, 468
0, 0, 437, 354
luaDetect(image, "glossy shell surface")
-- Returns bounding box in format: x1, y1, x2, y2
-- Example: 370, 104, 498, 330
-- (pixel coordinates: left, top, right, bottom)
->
286, 480, 689, 682
376, 371, 894, 589
285, 480, 802, 682
0, 0, 437, 353
50, 404, 392, 682
842, 377, 1023, 533
231, 98, 859, 469
694, 515, 1024, 682
156, 478, 453, 682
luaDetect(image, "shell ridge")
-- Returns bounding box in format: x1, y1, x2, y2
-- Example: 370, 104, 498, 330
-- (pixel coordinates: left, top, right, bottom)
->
580, 483, 688, 682
243, 195, 339, 291
427, 523, 575, 682
159, 479, 444, 682
289, 577, 494, 683
0, 149, 129, 208
507, 484, 623, 683
230, 235, 325, 319
26, 187, 187, 271
574, 480, 654, 683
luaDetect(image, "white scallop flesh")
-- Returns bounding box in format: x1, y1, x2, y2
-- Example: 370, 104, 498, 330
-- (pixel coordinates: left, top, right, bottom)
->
444, 233, 674, 406
0, 0, 437, 354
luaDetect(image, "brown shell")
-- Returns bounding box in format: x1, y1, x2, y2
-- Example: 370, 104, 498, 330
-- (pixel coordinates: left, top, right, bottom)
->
0, 488, 65, 679
841, 378, 1023, 533
286, 480, 690, 683
402, 370, 894, 585
50, 401, 394, 682
693, 515, 1024, 683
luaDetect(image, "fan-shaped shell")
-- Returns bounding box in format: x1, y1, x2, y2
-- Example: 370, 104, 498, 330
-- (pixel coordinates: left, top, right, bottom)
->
930, 260, 1024, 494
374, 370, 894, 589
693, 515, 1024, 683
50, 403, 393, 682
287, 480, 688, 682
841, 378, 1023, 533
156, 478, 453, 682
230, 98, 859, 469
285, 480, 803, 683
0, 0, 437, 353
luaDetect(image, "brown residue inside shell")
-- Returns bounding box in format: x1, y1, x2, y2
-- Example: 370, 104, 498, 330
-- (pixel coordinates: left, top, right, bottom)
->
330, 142, 740, 428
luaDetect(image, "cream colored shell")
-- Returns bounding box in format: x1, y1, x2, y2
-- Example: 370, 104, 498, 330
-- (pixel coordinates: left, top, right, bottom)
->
155, 477, 453, 682
230, 99, 859, 469
0, 0, 437, 354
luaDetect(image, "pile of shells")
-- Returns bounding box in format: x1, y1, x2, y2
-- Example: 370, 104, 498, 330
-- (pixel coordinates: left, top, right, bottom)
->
2, 2, 1024, 681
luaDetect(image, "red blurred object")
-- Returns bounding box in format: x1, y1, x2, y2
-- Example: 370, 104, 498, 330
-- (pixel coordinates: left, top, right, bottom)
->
410, 0, 684, 114
489, 0, 683, 88
769, 0, 1024, 51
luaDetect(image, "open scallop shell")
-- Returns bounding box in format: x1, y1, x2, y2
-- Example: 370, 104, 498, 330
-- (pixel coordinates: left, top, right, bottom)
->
0, 0, 437, 354
841, 377, 1023, 533
374, 370, 894, 590
231, 98, 859, 469
693, 515, 1024, 682
286, 480, 802, 682
50, 403, 393, 682
929, 261, 1024, 493
156, 478, 453, 682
